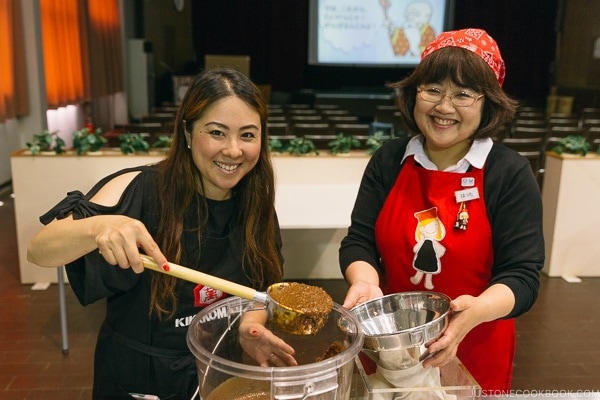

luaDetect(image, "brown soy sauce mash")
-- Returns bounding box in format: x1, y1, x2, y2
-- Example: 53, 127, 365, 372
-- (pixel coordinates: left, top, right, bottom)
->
268, 282, 334, 335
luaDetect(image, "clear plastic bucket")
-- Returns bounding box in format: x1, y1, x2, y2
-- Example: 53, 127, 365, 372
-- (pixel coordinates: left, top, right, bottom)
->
187, 296, 364, 399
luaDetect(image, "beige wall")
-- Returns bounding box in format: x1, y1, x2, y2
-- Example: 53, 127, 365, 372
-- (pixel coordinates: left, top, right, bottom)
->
542, 153, 600, 277
143, 0, 195, 79
556, 0, 600, 89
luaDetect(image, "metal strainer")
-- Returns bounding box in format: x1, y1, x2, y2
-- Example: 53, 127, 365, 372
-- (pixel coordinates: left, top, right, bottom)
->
351, 291, 451, 370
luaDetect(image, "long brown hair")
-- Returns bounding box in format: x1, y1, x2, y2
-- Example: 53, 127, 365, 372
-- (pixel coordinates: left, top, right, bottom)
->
390, 47, 518, 139
150, 69, 282, 318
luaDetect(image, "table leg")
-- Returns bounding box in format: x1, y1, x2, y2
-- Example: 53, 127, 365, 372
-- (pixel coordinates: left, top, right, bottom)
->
58, 266, 69, 355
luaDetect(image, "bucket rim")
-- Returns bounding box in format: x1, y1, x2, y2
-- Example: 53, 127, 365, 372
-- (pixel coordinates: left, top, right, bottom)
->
186, 296, 364, 378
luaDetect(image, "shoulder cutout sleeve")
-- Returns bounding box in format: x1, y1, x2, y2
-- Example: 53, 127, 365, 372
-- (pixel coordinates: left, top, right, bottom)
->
38, 166, 156, 305
39, 190, 98, 224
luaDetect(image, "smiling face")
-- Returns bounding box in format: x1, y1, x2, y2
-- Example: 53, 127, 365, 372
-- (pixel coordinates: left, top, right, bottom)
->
414, 80, 484, 164
186, 95, 261, 200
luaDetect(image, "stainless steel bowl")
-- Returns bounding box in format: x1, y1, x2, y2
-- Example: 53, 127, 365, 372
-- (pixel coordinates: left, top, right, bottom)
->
350, 291, 451, 370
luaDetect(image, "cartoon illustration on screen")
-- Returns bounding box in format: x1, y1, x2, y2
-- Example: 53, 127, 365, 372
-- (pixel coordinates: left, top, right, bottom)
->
380, 0, 436, 57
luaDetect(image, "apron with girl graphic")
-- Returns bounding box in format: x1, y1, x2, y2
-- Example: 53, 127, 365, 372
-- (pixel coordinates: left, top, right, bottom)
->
374, 156, 515, 391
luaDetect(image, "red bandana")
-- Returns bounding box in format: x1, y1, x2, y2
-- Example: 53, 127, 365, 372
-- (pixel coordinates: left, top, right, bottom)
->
421, 28, 506, 87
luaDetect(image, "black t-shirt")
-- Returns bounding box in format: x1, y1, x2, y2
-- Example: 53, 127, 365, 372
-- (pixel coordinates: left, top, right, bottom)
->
41, 165, 279, 399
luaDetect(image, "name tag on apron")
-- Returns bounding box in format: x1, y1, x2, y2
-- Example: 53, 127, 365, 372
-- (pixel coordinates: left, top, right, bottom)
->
461, 177, 475, 187
455, 187, 480, 203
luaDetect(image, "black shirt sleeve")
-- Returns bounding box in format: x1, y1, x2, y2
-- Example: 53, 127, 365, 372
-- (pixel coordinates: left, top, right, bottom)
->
339, 138, 408, 275
484, 145, 544, 318
39, 166, 156, 306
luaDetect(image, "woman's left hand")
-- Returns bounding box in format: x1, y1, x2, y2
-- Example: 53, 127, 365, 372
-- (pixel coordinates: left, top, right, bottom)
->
421, 294, 480, 368
239, 313, 298, 367
422, 284, 515, 368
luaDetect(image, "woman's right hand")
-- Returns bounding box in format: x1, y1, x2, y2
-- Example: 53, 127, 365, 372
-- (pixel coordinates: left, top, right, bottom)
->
342, 280, 383, 309
28, 214, 167, 273
92, 215, 167, 274
341, 261, 383, 309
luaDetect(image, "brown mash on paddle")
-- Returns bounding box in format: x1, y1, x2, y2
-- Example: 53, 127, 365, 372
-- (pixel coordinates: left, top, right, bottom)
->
268, 282, 334, 335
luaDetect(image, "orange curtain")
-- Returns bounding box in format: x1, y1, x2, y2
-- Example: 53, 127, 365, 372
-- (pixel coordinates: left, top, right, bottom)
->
40, 0, 123, 109
86, 0, 123, 97
0, 0, 29, 122
40, 0, 89, 108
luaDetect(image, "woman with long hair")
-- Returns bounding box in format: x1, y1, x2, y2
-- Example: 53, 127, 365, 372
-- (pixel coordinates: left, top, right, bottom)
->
28, 68, 295, 399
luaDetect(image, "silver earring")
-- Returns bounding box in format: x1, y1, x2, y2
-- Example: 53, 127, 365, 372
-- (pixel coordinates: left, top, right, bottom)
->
182, 120, 191, 148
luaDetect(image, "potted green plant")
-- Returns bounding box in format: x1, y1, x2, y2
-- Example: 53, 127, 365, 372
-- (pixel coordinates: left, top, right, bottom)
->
268, 137, 285, 154
365, 131, 392, 155
152, 134, 174, 152
285, 137, 319, 156
72, 127, 107, 155
119, 132, 150, 154
550, 135, 591, 156
26, 130, 66, 155
328, 132, 361, 154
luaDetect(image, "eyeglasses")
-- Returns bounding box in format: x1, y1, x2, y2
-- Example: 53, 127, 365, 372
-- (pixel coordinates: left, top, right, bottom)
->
417, 87, 484, 107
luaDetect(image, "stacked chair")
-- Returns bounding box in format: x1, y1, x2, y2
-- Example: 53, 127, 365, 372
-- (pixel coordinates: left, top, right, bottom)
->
501, 104, 600, 188
266, 102, 398, 151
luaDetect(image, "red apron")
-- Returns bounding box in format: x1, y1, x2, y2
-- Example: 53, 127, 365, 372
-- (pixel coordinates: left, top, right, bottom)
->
374, 156, 515, 391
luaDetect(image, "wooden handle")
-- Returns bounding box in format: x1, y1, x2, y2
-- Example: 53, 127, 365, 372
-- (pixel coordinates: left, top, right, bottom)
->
140, 255, 262, 302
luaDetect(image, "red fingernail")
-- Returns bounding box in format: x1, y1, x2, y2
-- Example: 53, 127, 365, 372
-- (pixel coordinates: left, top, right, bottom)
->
161, 263, 170, 271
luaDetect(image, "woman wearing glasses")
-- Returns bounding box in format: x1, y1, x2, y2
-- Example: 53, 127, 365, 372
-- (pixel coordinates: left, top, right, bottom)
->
339, 29, 543, 391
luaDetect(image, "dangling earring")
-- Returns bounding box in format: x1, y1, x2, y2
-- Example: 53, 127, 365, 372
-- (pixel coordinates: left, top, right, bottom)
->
182, 119, 191, 149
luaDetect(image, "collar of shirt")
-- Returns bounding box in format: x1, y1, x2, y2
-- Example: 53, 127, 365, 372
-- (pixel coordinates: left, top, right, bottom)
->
402, 135, 493, 172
